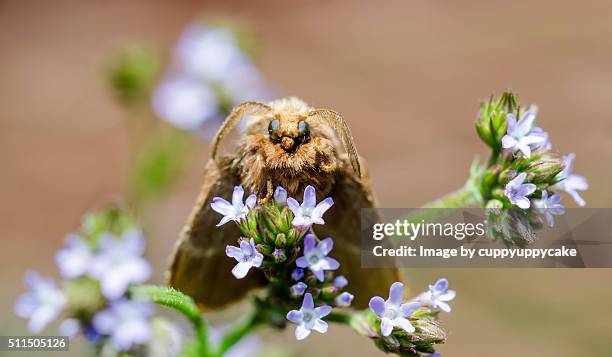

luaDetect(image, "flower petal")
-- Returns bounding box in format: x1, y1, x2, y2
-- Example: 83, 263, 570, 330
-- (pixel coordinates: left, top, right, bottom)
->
312, 319, 328, 334
315, 305, 332, 318
380, 317, 393, 337
231, 261, 252, 279
295, 256, 308, 268
245, 194, 257, 209
232, 186, 245, 207
369, 296, 385, 317
303, 234, 316, 253
317, 238, 334, 255
395, 318, 415, 334
211, 198, 233, 216
286, 197, 300, 213
286, 310, 303, 324
388, 282, 404, 306
295, 325, 311, 340
303, 185, 316, 210
312, 197, 334, 221
302, 293, 314, 309
501, 135, 517, 149
400, 301, 421, 316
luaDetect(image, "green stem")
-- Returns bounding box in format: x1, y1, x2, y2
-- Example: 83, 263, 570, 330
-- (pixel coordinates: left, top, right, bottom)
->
212, 311, 262, 357
130, 285, 210, 356
326, 311, 353, 324
419, 185, 478, 209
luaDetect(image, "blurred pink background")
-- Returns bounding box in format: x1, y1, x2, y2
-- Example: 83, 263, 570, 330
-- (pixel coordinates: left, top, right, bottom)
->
2, 1, 611, 356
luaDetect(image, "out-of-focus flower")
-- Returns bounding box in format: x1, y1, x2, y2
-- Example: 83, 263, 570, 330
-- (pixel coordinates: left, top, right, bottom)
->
333, 275, 348, 288
89, 230, 152, 300
211, 186, 257, 226
290, 282, 308, 297
59, 318, 80, 338
55, 234, 93, 279
335, 292, 354, 307
176, 25, 248, 82
274, 186, 288, 207
152, 23, 272, 136
295, 235, 340, 281
286, 293, 332, 340
92, 299, 153, 352
504, 173, 536, 209
368, 282, 420, 337
553, 153, 588, 206
419, 279, 456, 313
225, 238, 263, 279
152, 75, 220, 131
147, 317, 183, 357
14, 272, 67, 333
209, 324, 261, 357
533, 191, 565, 227
287, 185, 334, 228
501, 111, 547, 157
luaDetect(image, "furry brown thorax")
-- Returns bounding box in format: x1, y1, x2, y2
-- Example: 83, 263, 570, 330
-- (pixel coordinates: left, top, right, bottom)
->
228, 97, 342, 197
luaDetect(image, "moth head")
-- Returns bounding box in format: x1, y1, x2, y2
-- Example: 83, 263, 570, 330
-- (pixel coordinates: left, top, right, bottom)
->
212, 97, 361, 178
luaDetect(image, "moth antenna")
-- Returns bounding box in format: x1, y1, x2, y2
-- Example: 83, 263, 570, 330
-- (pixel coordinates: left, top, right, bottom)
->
212, 101, 273, 160
307, 109, 362, 178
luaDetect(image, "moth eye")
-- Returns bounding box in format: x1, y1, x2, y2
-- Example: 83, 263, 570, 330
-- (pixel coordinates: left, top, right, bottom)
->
268, 119, 281, 141
297, 120, 311, 144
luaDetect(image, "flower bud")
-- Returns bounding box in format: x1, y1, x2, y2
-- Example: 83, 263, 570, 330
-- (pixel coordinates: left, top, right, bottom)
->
274, 233, 287, 247
272, 248, 286, 263
525, 157, 564, 183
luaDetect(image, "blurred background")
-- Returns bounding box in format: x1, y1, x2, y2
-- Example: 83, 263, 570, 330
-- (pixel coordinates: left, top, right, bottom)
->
2, 0, 612, 356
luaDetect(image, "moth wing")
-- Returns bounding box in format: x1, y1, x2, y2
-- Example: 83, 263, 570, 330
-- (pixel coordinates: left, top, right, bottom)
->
316, 155, 404, 308
166, 158, 265, 309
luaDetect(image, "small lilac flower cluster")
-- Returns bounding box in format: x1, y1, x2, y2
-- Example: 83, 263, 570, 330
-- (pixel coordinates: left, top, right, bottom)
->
14, 211, 178, 354
369, 279, 455, 338
212, 184, 453, 355
213, 184, 355, 340
475, 92, 588, 234
152, 22, 272, 137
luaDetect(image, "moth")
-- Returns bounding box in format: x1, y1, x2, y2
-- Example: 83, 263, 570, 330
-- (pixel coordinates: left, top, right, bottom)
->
166, 97, 401, 309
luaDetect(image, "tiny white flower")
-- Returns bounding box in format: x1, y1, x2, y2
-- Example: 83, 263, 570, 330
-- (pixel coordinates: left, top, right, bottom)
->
286, 293, 332, 340
211, 186, 257, 226
287, 185, 333, 228
14, 272, 67, 333
501, 111, 547, 158
533, 191, 565, 227
504, 173, 536, 209
419, 278, 456, 313
369, 282, 420, 337
225, 238, 263, 279
552, 153, 588, 206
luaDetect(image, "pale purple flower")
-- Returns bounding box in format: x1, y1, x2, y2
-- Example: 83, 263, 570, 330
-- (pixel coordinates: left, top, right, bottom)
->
533, 191, 565, 227
553, 153, 588, 206
59, 318, 80, 338
92, 299, 153, 352
286, 293, 332, 340
295, 235, 340, 281
504, 173, 536, 209
335, 292, 354, 307
291, 268, 304, 281
333, 275, 348, 288
225, 238, 263, 279
501, 111, 547, 157
274, 186, 288, 207
287, 185, 333, 228
55, 234, 93, 279
152, 75, 220, 131
176, 25, 248, 83
89, 230, 152, 300
211, 186, 257, 226
420, 278, 456, 313
369, 282, 420, 337
290, 282, 308, 297
14, 272, 67, 333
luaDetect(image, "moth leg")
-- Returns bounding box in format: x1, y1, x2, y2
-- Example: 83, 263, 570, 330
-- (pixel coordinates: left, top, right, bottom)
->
258, 179, 274, 204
